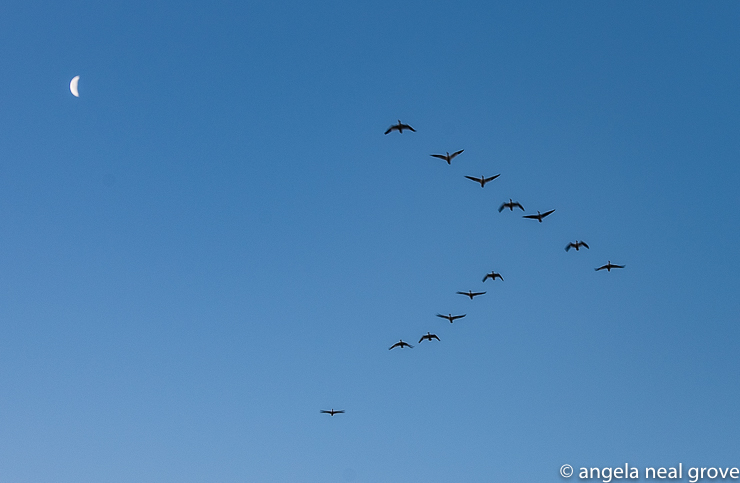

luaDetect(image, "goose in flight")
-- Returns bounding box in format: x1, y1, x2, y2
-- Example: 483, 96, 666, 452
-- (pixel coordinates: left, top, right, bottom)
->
384, 120, 416, 134
565, 241, 590, 252
595, 261, 625, 272
457, 290, 486, 300
498, 199, 525, 212
419, 332, 440, 343
436, 313, 466, 323
389, 340, 414, 350
465, 174, 500, 187
430, 149, 464, 164
320, 409, 345, 416
482, 271, 504, 282
523, 209, 555, 222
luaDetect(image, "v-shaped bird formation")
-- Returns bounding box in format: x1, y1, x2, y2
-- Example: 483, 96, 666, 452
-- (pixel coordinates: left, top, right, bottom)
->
323, 120, 626, 416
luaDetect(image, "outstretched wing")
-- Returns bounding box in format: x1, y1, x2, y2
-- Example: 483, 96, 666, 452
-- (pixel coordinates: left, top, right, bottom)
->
482, 274, 490, 282
464, 175, 479, 182
595, 265, 607, 271
522, 214, 539, 219
498, 203, 506, 212
449, 149, 464, 159
402, 124, 416, 132
431, 334, 440, 341
581, 242, 590, 249
389, 342, 401, 350
452, 314, 466, 320
514, 202, 524, 211
430, 154, 447, 160
565, 243, 573, 252
613, 264, 625, 269
384, 125, 395, 135
483, 174, 500, 183
541, 209, 556, 218
471, 291, 486, 297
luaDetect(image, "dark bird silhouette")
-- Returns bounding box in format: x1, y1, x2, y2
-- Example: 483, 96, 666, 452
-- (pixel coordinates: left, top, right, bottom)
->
565, 241, 590, 252
320, 409, 345, 416
389, 339, 414, 350
384, 120, 416, 134
482, 271, 504, 282
419, 332, 440, 343
465, 174, 500, 187
430, 149, 464, 164
436, 313, 466, 323
457, 290, 486, 300
523, 209, 556, 222
595, 261, 625, 272
498, 199, 525, 212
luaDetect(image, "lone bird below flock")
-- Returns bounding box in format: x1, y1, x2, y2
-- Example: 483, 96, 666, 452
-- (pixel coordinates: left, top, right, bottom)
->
430, 149, 464, 164
523, 209, 556, 222
498, 199, 525, 212
457, 290, 486, 300
436, 313, 466, 323
320, 409, 345, 416
565, 241, 590, 252
595, 261, 625, 272
465, 174, 500, 187
389, 340, 414, 350
482, 271, 503, 282
384, 120, 416, 134
419, 332, 440, 343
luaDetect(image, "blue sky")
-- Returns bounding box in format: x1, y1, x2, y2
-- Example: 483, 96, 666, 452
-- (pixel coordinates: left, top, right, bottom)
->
1, 1, 739, 481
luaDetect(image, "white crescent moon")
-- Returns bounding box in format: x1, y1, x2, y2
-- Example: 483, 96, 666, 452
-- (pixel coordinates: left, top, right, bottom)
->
70, 76, 80, 97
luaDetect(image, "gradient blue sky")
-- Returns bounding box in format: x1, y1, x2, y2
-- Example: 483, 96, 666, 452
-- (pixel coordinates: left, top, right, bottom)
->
1, 1, 739, 482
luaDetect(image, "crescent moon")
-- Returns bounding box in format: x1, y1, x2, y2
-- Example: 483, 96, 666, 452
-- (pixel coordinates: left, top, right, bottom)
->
70, 76, 80, 97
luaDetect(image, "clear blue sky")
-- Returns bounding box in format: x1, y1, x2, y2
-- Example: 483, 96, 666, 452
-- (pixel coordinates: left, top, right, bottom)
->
1, 1, 739, 481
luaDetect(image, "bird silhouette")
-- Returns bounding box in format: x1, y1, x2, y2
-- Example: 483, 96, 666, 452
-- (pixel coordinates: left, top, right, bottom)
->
419, 332, 440, 343
482, 271, 504, 282
457, 290, 486, 300
389, 340, 414, 350
436, 313, 466, 323
565, 241, 590, 252
465, 174, 500, 187
430, 149, 464, 164
498, 199, 525, 212
320, 409, 345, 416
595, 261, 625, 272
523, 209, 555, 222
384, 120, 416, 134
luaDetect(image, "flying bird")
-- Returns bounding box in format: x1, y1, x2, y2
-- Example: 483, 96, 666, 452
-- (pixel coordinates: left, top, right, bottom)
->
320, 409, 345, 416
482, 271, 504, 282
465, 174, 500, 187
419, 332, 440, 343
523, 209, 556, 222
436, 313, 466, 323
389, 340, 414, 350
565, 241, 590, 252
595, 261, 625, 272
498, 199, 525, 212
384, 120, 416, 134
457, 290, 486, 300
430, 149, 464, 165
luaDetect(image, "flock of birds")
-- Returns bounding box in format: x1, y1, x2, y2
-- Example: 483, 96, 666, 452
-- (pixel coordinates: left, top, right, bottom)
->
320, 119, 625, 417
